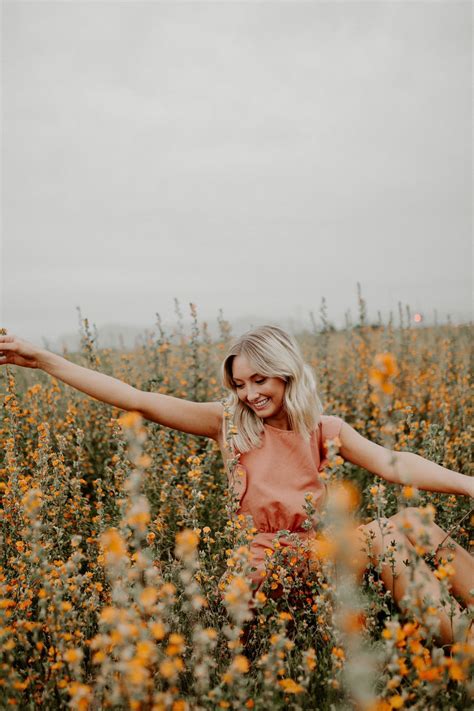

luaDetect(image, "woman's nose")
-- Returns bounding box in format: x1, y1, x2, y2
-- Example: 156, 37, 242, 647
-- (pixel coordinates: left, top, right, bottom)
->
246, 386, 260, 402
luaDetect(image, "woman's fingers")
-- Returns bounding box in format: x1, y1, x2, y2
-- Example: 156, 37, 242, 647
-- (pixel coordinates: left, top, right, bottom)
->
0, 341, 18, 358
0, 353, 38, 369
0, 337, 40, 368
0, 336, 17, 352
0, 337, 35, 355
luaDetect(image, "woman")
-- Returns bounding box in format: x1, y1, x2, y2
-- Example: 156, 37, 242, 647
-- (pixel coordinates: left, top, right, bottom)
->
0, 326, 472, 645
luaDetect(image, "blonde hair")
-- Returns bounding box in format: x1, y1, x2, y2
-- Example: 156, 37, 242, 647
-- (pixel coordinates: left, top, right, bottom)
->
221, 325, 323, 453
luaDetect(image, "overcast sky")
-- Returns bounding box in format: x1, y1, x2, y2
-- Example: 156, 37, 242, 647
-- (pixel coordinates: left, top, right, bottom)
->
2, 1, 472, 345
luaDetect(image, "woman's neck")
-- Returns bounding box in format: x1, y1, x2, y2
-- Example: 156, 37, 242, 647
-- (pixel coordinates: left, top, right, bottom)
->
263, 414, 292, 431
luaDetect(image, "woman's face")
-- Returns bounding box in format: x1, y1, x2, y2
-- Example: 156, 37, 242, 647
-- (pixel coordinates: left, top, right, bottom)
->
231, 354, 287, 421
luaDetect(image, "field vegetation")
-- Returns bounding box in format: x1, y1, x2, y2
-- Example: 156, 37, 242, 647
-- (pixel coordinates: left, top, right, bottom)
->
0, 297, 472, 710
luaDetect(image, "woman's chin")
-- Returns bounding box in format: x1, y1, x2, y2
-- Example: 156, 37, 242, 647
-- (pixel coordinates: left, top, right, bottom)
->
253, 406, 272, 417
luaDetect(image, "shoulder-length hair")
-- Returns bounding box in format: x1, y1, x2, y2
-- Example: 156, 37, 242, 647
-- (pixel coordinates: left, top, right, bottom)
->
221, 325, 323, 453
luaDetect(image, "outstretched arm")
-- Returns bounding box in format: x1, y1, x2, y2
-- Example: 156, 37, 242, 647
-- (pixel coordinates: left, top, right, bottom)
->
339, 422, 473, 498
0, 335, 223, 440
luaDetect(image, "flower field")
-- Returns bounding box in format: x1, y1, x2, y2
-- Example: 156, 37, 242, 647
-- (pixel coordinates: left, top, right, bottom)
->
0, 302, 472, 710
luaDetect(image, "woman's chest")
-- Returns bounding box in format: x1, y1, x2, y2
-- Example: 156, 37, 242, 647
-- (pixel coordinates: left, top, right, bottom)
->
239, 432, 322, 487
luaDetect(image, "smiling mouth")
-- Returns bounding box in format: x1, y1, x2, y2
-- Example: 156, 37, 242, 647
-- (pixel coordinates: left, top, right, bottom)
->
251, 397, 270, 410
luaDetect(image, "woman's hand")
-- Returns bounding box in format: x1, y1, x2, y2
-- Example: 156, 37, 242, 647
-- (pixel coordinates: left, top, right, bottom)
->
0, 335, 43, 369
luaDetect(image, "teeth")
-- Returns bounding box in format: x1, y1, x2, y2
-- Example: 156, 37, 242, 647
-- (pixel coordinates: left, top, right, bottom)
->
254, 398, 269, 407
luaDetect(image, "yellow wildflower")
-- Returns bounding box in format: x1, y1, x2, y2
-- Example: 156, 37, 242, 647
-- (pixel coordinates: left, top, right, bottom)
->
175, 529, 199, 559
63, 648, 83, 664
100, 529, 127, 564
232, 655, 250, 673
278, 678, 304, 694
139, 587, 158, 608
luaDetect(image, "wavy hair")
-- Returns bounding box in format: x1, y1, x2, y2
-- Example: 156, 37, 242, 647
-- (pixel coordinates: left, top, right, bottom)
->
221, 325, 323, 453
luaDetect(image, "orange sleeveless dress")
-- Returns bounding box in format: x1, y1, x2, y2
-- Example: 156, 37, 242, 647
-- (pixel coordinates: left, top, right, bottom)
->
227, 416, 344, 591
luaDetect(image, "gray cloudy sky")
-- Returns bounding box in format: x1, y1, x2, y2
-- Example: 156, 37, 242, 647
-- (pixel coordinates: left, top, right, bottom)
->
2, 0, 472, 345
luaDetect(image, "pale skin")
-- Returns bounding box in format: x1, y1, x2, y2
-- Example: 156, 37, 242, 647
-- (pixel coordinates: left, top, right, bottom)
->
1, 337, 473, 645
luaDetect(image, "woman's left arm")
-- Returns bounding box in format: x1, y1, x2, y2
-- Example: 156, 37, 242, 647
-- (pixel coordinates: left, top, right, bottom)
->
339, 422, 474, 498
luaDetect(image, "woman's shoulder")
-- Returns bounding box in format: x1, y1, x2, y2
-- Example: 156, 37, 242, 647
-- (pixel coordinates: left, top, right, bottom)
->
318, 414, 345, 440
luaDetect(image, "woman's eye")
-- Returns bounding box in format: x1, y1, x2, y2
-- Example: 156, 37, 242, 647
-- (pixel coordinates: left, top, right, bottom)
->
234, 378, 265, 388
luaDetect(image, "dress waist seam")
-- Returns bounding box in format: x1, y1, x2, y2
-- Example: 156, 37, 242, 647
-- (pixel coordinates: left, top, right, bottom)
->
253, 529, 313, 537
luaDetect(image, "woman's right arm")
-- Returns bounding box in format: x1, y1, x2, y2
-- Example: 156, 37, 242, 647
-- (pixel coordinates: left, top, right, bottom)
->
0, 335, 223, 440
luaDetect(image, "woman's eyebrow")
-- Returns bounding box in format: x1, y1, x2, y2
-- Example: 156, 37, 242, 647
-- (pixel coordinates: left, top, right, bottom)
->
233, 373, 261, 382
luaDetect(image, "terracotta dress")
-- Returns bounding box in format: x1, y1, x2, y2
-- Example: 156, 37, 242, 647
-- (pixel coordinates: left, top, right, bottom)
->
225, 416, 344, 591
